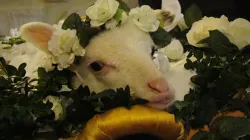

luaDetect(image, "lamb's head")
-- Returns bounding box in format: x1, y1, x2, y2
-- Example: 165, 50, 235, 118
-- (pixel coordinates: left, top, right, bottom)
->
19, 19, 175, 110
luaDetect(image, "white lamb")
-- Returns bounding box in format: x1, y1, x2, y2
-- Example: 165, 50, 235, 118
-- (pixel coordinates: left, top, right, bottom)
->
1, 18, 195, 110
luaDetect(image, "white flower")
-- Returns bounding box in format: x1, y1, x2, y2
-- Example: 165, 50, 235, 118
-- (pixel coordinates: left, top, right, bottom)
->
178, 17, 188, 31
43, 96, 65, 121
105, 19, 118, 29
161, 0, 183, 32
48, 28, 85, 70
86, 0, 119, 27
159, 39, 184, 60
129, 5, 160, 32
186, 15, 230, 47
10, 28, 19, 37
224, 18, 250, 49
48, 29, 77, 56
72, 41, 86, 56
55, 53, 75, 71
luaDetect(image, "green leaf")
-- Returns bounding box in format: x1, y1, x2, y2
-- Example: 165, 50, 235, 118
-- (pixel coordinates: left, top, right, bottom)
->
184, 58, 193, 70
192, 97, 218, 128
2, 37, 26, 46
55, 76, 68, 85
210, 116, 250, 139
193, 50, 203, 60
77, 26, 99, 47
191, 131, 217, 140
114, 9, 125, 22
62, 13, 82, 30
184, 4, 203, 27
0, 76, 10, 87
38, 67, 48, 79
117, 0, 130, 12
62, 13, 101, 48
150, 27, 172, 48
5, 65, 17, 76
131, 98, 149, 106
17, 63, 26, 77
173, 101, 190, 111
199, 30, 239, 56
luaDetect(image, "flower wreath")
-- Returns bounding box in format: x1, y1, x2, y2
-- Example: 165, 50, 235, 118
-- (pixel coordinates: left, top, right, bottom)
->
0, 0, 250, 140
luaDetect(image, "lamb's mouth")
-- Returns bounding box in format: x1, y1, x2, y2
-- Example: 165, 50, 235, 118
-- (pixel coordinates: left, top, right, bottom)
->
147, 98, 174, 110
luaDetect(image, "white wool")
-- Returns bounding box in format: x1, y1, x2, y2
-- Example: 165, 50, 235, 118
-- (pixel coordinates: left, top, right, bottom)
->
7, 18, 195, 109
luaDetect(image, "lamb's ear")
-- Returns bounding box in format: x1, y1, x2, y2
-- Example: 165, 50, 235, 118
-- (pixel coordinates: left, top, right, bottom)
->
19, 22, 56, 54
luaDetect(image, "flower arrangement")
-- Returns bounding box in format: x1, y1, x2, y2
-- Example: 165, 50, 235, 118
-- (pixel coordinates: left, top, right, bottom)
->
0, 0, 250, 140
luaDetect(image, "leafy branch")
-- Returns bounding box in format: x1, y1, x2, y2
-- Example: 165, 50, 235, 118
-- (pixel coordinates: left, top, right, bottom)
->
0, 57, 148, 139
171, 29, 250, 139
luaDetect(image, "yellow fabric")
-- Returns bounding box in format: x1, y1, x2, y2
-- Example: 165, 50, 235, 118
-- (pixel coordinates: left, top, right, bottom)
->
71, 105, 184, 140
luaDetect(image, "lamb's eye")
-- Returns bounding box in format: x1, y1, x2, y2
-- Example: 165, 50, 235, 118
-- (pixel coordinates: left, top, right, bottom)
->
89, 61, 104, 72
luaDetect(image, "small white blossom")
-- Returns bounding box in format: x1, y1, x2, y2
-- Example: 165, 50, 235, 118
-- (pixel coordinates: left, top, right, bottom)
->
86, 0, 119, 27
48, 28, 85, 70
10, 28, 19, 37
129, 5, 160, 32
159, 39, 184, 60
43, 96, 65, 121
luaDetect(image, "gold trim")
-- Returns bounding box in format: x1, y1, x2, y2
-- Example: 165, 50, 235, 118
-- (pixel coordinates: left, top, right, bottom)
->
70, 105, 184, 140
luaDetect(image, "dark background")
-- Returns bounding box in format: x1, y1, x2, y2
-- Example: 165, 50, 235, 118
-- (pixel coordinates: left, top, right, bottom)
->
138, 0, 250, 21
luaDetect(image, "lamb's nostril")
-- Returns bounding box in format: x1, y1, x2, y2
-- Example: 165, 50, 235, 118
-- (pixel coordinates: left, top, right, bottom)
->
148, 78, 169, 94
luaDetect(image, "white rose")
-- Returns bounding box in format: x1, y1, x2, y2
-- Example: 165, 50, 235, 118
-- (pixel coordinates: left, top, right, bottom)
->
186, 15, 230, 47
224, 18, 250, 49
129, 5, 160, 32
86, 0, 119, 27
159, 39, 184, 60
43, 96, 65, 121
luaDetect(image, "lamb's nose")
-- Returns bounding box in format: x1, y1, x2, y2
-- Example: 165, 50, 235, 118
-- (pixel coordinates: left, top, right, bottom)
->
148, 78, 169, 94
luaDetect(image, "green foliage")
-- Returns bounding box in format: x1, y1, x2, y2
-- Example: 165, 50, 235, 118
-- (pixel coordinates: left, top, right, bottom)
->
0, 57, 149, 139
1, 37, 26, 46
184, 4, 203, 28
62, 13, 101, 48
210, 116, 250, 139
199, 30, 239, 56
117, 0, 130, 12
150, 27, 172, 48
172, 42, 250, 139
191, 131, 216, 140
